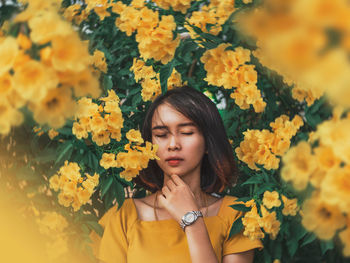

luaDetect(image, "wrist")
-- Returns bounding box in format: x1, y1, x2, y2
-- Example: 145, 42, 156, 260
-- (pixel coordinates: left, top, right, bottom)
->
179, 210, 203, 231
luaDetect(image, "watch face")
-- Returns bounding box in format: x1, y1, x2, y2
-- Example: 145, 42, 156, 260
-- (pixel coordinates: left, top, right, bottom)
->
184, 212, 195, 223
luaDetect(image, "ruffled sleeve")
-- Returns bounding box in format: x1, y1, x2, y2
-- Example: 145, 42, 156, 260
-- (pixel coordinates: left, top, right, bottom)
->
220, 196, 263, 255
90, 199, 137, 263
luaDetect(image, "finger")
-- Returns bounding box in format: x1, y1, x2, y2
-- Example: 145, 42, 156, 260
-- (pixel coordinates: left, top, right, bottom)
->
166, 179, 177, 190
162, 185, 171, 196
170, 174, 185, 186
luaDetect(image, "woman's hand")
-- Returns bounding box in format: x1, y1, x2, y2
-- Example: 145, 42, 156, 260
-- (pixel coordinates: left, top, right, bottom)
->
157, 174, 200, 223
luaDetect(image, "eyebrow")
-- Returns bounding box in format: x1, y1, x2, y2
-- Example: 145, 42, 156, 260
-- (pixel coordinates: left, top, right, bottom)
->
152, 122, 197, 131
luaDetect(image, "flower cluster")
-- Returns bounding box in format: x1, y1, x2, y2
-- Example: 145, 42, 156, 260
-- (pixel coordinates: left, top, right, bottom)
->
237, 0, 350, 108
49, 161, 99, 211
112, 1, 180, 64
236, 115, 304, 170
240, 191, 298, 241
185, 0, 235, 40
72, 90, 124, 146
152, 0, 191, 14
62, 4, 88, 25
200, 43, 266, 112
281, 109, 350, 255
99, 129, 159, 181
239, 191, 297, 242
0, 0, 102, 134
130, 58, 183, 101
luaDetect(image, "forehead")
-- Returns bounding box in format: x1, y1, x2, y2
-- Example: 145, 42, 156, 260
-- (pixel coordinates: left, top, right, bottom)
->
151, 103, 194, 127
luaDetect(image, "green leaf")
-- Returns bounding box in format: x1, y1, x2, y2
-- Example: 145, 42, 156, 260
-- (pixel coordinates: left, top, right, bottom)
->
230, 204, 251, 212
241, 175, 264, 186
229, 216, 243, 238
55, 141, 74, 165
320, 240, 334, 255
101, 176, 113, 198
300, 233, 317, 247
159, 61, 175, 94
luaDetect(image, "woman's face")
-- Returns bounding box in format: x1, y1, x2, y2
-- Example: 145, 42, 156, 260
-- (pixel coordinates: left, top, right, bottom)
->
151, 103, 206, 179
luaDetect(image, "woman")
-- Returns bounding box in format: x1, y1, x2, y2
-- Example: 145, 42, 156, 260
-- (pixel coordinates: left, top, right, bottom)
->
91, 87, 262, 263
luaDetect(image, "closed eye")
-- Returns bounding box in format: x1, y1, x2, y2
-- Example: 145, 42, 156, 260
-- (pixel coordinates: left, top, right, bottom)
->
181, 132, 193, 135
154, 134, 167, 138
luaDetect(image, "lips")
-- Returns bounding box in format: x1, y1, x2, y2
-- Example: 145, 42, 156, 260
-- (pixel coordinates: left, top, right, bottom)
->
165, 157, 184, 166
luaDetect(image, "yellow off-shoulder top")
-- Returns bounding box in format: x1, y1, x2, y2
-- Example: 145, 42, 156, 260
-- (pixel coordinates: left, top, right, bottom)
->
90, 195, 263, 263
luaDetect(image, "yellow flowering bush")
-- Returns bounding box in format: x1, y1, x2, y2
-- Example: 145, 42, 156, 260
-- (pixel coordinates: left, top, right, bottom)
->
185, 0, 235, 40
72, 90, 124, 145
236, 115, 304, 170
99, 129, 159, 181
49, 161, 99, 211
201, 43, 266, 112
130, 58, 184, 101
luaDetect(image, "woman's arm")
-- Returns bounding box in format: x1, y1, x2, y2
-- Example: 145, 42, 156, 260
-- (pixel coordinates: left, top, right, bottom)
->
157, 174, 219, 263
184, 217, 219, 263
222, 250, 254, 263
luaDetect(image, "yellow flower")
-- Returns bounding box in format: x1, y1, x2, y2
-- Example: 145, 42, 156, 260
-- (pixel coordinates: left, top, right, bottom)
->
13, 59, 58, 103
100, 89, 120, 104
141, 77, 161, 101
106, 111, 124, 132
131, 0, 145, 8
94, 6, 111, 21
120, 168, 140, 181
75, 97, 99, 118
281, 195, 299, 216
0, 100, 23, 135
92, 130, 111, 146
59, 161, 81, 182
48, 129, 59, 139
49, 174, 61, 191
115, 6, 140, 36
152, 0, 191, 14
16, 33, 32, 50
126, 129, 144, 144
281, 141, 316, 190
262, 191, 281, 209
30, 86, 76, 128
28, 11, 73, 44
321, 166, 350, 213
92, 49, 107, 73
100, 153, 117, 169
0, 72, 13, 95
90, 113, 106, 133
167, 68, 183, 90
302, 192, 346, 240
242, 205, 265, 241
259, 205, 281, 240
76, 187, 92, 204
62, 181, 77, 196
51, 33, 91, 72
74, 68, 102, 98
104, 100, 121, 113
58, 192, 73, 207
72, 121, 89, 140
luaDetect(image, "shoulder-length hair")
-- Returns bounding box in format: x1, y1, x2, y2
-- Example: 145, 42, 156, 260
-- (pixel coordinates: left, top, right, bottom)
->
135, 86, 238, 193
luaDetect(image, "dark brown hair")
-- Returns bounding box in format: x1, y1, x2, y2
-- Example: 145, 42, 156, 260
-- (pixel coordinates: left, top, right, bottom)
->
135, 86, 238, 193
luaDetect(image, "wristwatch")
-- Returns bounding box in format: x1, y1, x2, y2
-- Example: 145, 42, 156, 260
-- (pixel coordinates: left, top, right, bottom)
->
180, 211, 203, 231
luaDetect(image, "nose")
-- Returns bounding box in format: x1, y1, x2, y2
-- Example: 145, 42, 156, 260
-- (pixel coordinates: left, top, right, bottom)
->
168, 134, 180, 151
